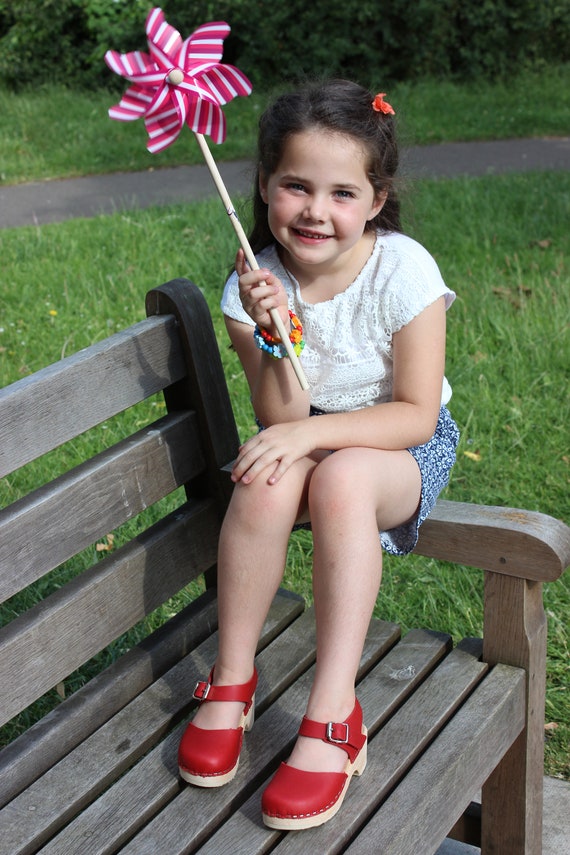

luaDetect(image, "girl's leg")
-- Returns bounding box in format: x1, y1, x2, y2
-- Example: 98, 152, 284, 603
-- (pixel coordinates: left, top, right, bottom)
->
192, 454, 320, 730
286, 447, 421, 773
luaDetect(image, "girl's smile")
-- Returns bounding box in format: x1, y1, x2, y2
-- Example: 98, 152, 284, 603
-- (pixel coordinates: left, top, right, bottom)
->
260, 130, 385, 287
293, 228, 332, 243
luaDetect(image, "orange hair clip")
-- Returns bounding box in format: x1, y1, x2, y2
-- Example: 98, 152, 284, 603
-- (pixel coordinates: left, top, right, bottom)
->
372, 93, 395, 115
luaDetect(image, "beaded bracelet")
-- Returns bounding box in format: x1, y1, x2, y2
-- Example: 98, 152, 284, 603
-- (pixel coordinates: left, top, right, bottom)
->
254, 310, 305, 359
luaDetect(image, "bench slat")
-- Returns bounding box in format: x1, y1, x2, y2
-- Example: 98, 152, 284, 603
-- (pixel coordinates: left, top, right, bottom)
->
417, 499, 570, 582
115, 618, 398, 855
0, 590, 219, 808
0, 500, 220, 727
268, 639, 487, 855
119, 625, 443, 855
199, 635, 482, 855
37, 595, 311, 855
343, 663, 526, 855
0, 412, 204, 601
0, 591, 305, 855
0, 315, 185, 478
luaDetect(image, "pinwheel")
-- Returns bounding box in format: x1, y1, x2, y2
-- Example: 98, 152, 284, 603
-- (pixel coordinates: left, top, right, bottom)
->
105, 7, 308, 390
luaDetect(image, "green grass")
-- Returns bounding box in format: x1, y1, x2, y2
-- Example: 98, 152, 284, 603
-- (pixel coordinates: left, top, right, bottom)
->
1, 171, 568, 774
1, 57, 570, 769
1, 64, 569, 184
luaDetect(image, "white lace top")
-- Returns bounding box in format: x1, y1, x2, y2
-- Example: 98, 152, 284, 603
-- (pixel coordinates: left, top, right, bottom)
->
221, 231, 456, 413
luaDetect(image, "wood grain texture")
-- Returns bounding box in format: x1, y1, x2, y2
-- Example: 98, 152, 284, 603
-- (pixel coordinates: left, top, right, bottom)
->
0, 412, 204, 602
116, 616, 400, 855
0, 500, 220, 727
481, 573, 548, 855
1, 591, 306, 855
0, 315, 185, 478
146, 282, 240, 517
417, 499, 570, 581
269, 640, 489, 855
186, 630, 456, 855
343, 664, 525, 855
0, 590, 219, 809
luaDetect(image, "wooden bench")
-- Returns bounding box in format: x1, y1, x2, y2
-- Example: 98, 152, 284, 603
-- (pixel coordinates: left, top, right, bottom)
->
1, 278, 568, 855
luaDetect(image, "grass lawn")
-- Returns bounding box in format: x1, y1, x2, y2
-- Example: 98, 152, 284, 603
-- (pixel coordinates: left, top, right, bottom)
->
1, 64, 569, 184
1, 61, 569, 774
1, 167, 568, 775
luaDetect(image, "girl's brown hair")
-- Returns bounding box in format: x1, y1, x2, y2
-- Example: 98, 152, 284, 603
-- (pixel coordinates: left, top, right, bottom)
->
249, 79, 401, 254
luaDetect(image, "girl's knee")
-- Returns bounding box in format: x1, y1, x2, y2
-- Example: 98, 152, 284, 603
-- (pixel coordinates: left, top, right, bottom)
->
229, 469, 304, 534
231, 478, 280, 519
308, 450, 366, 515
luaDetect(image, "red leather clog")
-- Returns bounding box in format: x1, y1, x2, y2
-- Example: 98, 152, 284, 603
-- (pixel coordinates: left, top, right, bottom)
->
178, 667, 258, 787
262, 698, 367, 829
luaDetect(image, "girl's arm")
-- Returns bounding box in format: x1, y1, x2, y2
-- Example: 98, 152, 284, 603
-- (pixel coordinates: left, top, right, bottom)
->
231, 297, 447, 485
225, 249, 311, 426
226, 315, 310, 425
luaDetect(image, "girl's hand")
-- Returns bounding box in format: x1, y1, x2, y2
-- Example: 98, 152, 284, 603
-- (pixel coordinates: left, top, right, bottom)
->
235, 249, 289, 333
232, 420, 314, 485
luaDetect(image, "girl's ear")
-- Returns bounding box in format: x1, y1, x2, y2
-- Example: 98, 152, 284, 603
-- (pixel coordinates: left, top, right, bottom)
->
259, 168, 269, 204
368, 190, 388, 221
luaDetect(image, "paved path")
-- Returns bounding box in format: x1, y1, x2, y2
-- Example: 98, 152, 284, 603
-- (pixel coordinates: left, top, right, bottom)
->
1, 137, 569, 229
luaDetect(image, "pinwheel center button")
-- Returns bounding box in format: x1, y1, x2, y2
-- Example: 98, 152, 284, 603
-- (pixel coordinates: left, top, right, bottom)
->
167, 68, 184, 85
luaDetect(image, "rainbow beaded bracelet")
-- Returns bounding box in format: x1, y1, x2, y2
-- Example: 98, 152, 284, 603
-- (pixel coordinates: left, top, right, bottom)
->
254, 310, 305, 359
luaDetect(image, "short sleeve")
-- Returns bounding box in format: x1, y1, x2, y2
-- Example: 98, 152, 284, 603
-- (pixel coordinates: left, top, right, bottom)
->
221, 269, 253, 326
220, 245, 286, 326
379, 235, 455, 334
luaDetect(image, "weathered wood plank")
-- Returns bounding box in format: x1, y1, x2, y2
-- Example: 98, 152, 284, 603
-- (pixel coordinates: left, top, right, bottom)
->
0, 590, 219, 809
146, 282, 241, 517
0, 500, 220, 727
0, 591, 305, 855
184, 622, 449, 855
37, 594, 310, 855
0, 315, 186, 478
343, 664, 526, 855
481, 572, 547, 855
417, 499, 570, 582
116, 616, 401, 855
0, 412, 204, 602
266, 639, 488, 855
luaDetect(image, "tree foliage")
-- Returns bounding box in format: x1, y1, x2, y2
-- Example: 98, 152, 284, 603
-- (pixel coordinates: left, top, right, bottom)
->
1, 0, 568, 90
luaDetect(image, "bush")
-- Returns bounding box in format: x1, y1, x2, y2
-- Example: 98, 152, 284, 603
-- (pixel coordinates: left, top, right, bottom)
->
0, 0, 148, 90
0, 0, 90, 88
1, 0, 568, 91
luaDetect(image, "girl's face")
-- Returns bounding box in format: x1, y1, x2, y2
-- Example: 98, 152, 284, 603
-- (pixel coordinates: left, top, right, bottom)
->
259, 129, 385, 281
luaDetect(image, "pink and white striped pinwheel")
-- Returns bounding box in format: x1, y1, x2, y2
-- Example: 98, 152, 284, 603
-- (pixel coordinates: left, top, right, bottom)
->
104, 7, 308, 389
105, 7, 252, 152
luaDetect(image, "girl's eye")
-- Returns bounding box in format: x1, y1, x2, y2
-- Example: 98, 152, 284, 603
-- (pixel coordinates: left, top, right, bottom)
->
335, 189, 354, 199
286, 182, 306, 193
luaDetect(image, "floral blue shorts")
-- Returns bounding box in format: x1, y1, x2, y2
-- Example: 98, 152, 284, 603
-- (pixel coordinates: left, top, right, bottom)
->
382, 405, 459, 555
290, 405, 459, 557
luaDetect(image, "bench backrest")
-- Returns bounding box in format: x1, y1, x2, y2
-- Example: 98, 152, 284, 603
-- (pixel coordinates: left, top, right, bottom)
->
0, 280, 239, 732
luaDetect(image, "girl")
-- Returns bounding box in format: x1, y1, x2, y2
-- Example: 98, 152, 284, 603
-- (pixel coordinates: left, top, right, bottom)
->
178, 79, 459, 830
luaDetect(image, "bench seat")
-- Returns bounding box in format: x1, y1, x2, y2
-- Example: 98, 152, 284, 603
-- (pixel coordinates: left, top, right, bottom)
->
0, 589, 525, 855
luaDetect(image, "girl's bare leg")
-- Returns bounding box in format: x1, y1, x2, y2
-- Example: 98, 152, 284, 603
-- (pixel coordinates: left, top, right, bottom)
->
192, 454, 320, 729
286, 447, 421, 773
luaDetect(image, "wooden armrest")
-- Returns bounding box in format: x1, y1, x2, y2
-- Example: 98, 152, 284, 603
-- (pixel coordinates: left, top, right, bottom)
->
415, 499, 570, 582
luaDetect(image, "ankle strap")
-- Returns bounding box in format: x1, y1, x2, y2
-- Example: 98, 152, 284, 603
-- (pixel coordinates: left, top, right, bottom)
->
192, 668, 257, 712
298, 699, 366, 763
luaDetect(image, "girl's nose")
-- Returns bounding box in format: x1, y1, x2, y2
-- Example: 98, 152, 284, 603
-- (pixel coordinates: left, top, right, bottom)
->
303, 195, 326, 222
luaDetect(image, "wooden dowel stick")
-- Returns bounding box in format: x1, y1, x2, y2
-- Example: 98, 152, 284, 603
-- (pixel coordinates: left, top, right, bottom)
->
194, 133, 309, 391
